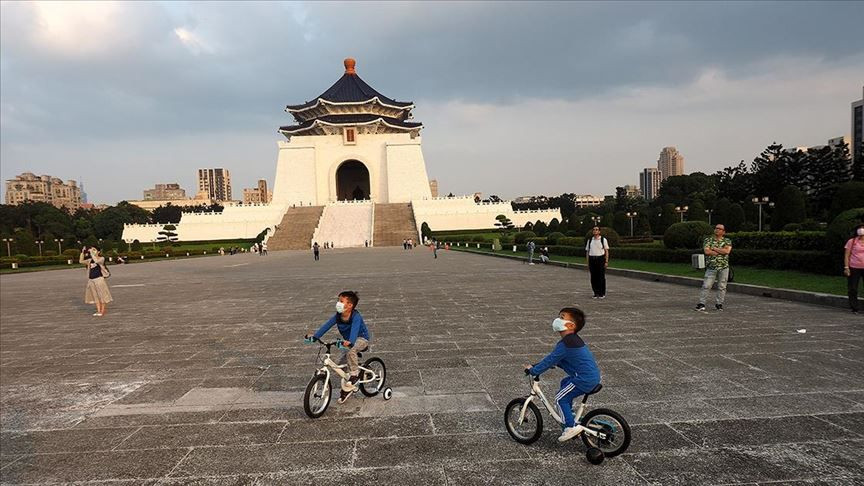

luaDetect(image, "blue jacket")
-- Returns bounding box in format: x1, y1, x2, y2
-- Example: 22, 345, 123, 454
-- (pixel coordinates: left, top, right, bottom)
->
529, 334, 600, 384
313, 310, 370, 345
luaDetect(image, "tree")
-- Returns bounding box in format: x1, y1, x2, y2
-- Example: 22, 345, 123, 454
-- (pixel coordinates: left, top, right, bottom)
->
533, 220, 548, 236
829, 181, 864, 219
152, 203, 183, 224
420, 222, 432, 240
772, 185, 806, 230
547, 218, 560, 233
157, 224, 179, 244
494, 215, 514, 234
726, 203, 745, 232
686, 199, 707, 222
635, 213, 651, 236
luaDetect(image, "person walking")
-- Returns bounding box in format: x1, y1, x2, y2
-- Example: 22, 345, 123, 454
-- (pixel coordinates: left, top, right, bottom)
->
527, 240, 536, 265
313, 242, 320, 261
262, 242, 268, 256
80, 246, 112, 317
585, 227, 609, 298
433, 241, 439, 259
844, 224, 864, 314
695, 224, 733, 311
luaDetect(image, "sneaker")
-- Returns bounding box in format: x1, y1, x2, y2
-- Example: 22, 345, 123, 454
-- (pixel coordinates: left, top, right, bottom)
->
93, 313, 103, 317
715, 304, 724, 311
695, 304, 706, 312
557, 425, 584, 442
591, 295, 599, 300
598, 295, 606, 300
338, 389, 354, 404
529, 262, 535, 265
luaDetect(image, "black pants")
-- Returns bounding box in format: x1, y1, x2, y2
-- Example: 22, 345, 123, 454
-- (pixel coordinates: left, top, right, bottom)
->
850, 267, 864, 311
588, 256, 606, 297
314, 252, 319, 261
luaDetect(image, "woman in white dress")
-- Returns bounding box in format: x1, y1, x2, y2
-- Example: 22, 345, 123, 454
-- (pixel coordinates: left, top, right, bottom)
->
80, 246, 113, 317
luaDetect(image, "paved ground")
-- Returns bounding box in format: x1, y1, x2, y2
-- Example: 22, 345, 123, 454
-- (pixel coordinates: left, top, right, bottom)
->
1, 247, 862, 485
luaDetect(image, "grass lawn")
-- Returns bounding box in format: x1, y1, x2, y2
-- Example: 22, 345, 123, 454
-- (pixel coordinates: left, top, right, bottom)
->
453, 247, 847, 296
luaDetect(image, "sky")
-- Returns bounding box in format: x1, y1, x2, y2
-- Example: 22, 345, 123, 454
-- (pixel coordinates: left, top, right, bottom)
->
1, 1, 863, 204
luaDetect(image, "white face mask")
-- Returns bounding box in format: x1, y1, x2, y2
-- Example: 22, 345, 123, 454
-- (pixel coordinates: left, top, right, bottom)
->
335, 301, 346, 313
858, 228, 864, 236
552, 317, 571, 332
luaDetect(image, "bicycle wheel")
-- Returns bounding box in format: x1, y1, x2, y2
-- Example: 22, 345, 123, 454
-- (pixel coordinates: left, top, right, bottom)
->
303, 373, 331, 418
580, 408, 631, 457
504, 397, 543, 444
359, 357, 386, 397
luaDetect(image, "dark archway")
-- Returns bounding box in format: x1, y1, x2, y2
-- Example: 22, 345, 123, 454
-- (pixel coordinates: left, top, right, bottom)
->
336, 160, 370, 201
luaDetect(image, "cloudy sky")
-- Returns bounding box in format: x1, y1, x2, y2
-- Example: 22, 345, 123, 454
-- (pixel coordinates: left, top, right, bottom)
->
2, 1, 862, 204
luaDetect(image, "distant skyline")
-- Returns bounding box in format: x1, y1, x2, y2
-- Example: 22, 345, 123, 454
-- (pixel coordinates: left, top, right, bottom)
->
2, 1, 863, 204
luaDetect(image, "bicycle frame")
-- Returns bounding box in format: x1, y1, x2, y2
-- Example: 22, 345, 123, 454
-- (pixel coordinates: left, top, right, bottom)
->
518, 375, 605, 440
315, 349, 378, 388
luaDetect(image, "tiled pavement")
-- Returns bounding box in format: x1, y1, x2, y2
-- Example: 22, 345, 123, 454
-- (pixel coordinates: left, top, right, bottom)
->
0, 248, 861, 485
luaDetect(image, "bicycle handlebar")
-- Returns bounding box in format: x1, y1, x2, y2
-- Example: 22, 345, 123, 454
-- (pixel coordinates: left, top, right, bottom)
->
304, 335, 341, 351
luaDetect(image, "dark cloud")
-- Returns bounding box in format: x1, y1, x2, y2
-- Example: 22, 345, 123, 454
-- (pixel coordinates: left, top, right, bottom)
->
1, 1, 862, 202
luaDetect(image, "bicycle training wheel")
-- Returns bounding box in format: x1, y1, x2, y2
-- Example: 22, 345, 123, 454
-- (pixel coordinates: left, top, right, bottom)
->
303, 373, 331, 418
580, 408, 631, 457
359, 357, 386, 397
504, 397, 543, 444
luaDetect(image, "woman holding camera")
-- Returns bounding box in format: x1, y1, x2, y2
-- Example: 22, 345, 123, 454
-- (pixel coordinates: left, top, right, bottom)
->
79, 246, 112, 317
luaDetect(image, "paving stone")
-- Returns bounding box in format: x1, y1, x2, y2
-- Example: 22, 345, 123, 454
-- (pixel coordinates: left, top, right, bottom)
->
670, 416, 857, 447
0, 248, 859, 483
0, 427, 134, 455
117, 422, 285, 449
0, 449, 187, 483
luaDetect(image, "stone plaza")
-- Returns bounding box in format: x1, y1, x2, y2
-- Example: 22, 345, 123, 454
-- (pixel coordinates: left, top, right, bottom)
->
1, 248, 862, 485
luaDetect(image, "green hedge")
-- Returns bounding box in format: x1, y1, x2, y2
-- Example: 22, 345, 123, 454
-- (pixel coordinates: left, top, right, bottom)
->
664, 222, 712, 249
452, 242, 835, 275
726, 231, 826, 251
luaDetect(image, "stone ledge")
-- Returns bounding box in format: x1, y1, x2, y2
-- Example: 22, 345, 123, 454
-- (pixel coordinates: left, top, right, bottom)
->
454, 249, 854, 310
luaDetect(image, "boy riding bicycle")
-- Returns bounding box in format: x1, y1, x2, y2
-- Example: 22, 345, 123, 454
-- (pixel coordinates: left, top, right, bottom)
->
525, 307, 600, 443
305, 291, 370, 403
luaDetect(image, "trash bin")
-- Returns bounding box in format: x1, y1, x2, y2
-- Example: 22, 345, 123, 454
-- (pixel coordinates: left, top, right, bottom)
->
691, 253, 705, 270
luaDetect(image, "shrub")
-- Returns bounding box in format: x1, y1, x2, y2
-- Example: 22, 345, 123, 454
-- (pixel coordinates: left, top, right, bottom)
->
514, 231, 536, 244
663, 222, 712, 249
558, 237, 582, 247
583, 227, 620, 248
13, 254, 30, 261
63, 249, 80, 257
44, 250, 57, 257
161, 246, 174, 255
826, 208, 864, 269
620, 237, 654, 245
782, 223, 802, 232
725, 231, 826, 251
526, 237, 547, 246
131, 240, 143, 251
546, 232, 565, 244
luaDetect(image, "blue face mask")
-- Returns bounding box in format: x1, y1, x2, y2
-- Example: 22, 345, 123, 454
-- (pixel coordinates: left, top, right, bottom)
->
336, 301, 346, 313
552, 318, 571, 332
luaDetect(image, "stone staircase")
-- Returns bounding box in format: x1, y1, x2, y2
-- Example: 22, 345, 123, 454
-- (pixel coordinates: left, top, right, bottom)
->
267, 206, 324, 250
373, 203, 417, 247
313, 203, 373, 248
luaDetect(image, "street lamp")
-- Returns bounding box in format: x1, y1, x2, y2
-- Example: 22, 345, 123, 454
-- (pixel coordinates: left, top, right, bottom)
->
590, 216, 601, 227
675, 206, 689, 222
705, 209, 714, 226
35, 240, 44, 256
2, 238, 13, 257
54, 238, 64, 253
751, 196, 774, 232
626, 211, 638, 237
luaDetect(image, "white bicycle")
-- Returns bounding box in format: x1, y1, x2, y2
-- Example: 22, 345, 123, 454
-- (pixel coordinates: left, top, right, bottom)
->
303, 336, 392, 418
504, 370, 631, 457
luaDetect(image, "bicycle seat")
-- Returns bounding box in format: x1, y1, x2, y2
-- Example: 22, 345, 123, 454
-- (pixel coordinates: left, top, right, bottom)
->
586, 384, 603, 395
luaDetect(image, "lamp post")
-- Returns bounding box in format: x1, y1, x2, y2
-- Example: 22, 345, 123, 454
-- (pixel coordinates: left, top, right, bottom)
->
751, 196, 774, 232
35, 240, 44, 256
590, 216, 601, 227
2, 238, 13, 257
54, 238, 63, 253
124, 239, 132, 252
675, 206, 689, 222
626, 211, 638, 237
705, 209, 714, 226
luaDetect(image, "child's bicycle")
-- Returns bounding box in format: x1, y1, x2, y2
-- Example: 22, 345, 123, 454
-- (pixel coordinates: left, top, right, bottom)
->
504, 370, 631, 459
302, 336, 393, 418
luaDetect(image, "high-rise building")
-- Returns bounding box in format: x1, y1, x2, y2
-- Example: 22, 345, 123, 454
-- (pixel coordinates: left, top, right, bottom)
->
197, 168, 232, 201
852, 86, 863, 165
639, 167, 662, 201
623, 184, 640, 197
574, 195, 604, 208
143, 183, 187, 201
657, 146, 685, 181
429, 179, 438, 198
4, 173, 81, 210
242, 179, 272, 205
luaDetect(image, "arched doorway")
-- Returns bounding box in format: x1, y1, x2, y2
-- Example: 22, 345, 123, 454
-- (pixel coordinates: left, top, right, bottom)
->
336, 160, 370, 201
